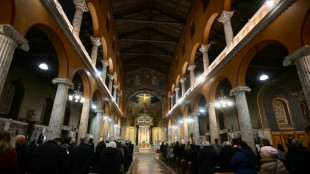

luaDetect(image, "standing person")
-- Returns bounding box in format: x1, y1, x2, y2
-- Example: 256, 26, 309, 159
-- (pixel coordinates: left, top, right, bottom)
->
212, 139, 221, 155
28, 138, 70, 174
197, 141, 218, 174
302, 125, 310, 173
99, 142, 124, 174
219, 141, 235, 172
69, 139, 76, 151
230, 141, 257, 174
0, 131, 17, 174
285, 139, 305, 174
69, 136, 94, 174
259, 146, 288, 174
15, 135, 28, 174
276, 144, 286, 161
88, 138, 94, 152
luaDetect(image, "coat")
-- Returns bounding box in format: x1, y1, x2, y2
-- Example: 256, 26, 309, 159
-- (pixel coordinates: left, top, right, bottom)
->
28, 140, 70, 174
0, 149, 17, 174
69, 143, 94, 174
15, 143, 28, 174
230, 148, 257, 174
99, 147, 124, 174
197, 146, 218, 174
219, 146, 235, 172
260, 158, 289, 174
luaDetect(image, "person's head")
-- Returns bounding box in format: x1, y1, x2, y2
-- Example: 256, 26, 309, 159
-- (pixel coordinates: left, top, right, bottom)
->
53, 138, 63, 146
80, 136, 89, 145
15, 135, 26, 145
277, 144, 285, 152
214, 139, 219, 143
260, 146, 278, 158
185, 144, 191, 150
238, 141, 252, 151
89, 138, 93, 143
222, 141, 231, 147
261, 138, 271, 147
288, 139, 303, 154
70, 139, 76, 145
202, 141, 210, 146
108, 142, 117, 148
305, 125, 310, 147
62, 144, 69, 151
117, 141, 122, 148
0, 131, 15, 152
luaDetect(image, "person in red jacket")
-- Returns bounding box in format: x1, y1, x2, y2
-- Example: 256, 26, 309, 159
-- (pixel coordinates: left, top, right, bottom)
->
0, 130, 17, 174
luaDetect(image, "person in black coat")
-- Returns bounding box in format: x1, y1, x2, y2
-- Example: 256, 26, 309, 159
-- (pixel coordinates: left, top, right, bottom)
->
99, 142, 124, 174
197, 141, 218, 174
219, 141, 235, 172
15, 135, 28, 174
28, 138, 70, 174
69, 136, 94, 174
302, 125, 310, 174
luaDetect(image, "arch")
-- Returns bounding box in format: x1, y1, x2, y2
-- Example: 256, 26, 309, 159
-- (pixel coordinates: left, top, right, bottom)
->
209, 76, 232, 102
237, 40, 289, 86
175, 74, 181, 88
100, 37, 108, 60
128, 90, 162, 103
193, 93, 208, 112
189, 43, 201, 65
72, 69, 91, 99
183, 104, 192, 117
108, 57, 113, 75
113, 71, 118, 85
203, 13, 220, 44
224, 0, 231, 11
92, 89, 103, 109
181, 62, 189, 77
302, 9, 310, 45
171, 84, 175, 95
103, 101, 110, 115
87, 2, 100, 37
27, 24, 68, 77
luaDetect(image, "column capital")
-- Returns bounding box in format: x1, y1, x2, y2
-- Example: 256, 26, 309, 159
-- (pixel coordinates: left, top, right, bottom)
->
230, 86, 251, 96
0, 25, 29, 51
90, 36, 101, 46
199, 44, 211, 53
283, 46, 310, 66
174, 87, 180, 92
107, 74, 115, 80
170, 94, 175, 99
52, 78, 74, 89
291, 90, 305, 101
101, 60, 109, 67
180, 77, 186, 83
73, 0, 89, 12
95, 109, 104, 114
82, 98, 90, 103
206, 103, 215, 108
113, 85, 118, 89
191, 112, 200, 117
187, 64, 196, 71
218, 11, 234, 23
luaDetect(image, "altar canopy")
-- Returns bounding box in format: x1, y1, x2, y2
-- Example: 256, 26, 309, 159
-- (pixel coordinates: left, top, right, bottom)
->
136, 102, 153, 149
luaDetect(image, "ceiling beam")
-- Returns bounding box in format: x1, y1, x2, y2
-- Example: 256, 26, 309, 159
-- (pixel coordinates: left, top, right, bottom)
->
123, 63, 169, 67
120, 38, 178, 44
115, 19, 185, 26
121, 52, 172, 57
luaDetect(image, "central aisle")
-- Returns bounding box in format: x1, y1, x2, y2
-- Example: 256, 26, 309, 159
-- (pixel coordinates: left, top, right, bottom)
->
129, 151, 174, 174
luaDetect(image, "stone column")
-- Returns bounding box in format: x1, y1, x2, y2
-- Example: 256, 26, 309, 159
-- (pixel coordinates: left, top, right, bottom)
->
136, 125, 139, 145
207, 103, 219, 143
109, 120, 114, 141
230, 86, 255, 152
113, 85, 118, 100
170, 95, 175, 108
90, 36, 101, 66
103, 118, 109, 140
0, 25, 29, 95
188, 65, 196, 86
93, 109, 103, 146
292, 91, 310, 125
72, 0, 89, 38
183, 117, 189, 143
107, 74, 114, 93
284, 46, 310, 117
180, 78, 186, 97
175, 88, 180, 102
199, 44, 211, 72
77, 98, 90, 142
218, 11, 234, 50
101, 60, 109, 82
168, 127, 172, 143
192, 112, 200, 145
177, 124, 181, 142
116, 93, 120, 106
47, 78, 74, 140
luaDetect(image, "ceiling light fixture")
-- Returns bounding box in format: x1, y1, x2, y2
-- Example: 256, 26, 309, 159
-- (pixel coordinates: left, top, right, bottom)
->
266, 0, 275, 7
259, 74, 269, 81
215, 90, 233, 108
199, 108, 206, 113
39, 63, 48, 70
68, 84, 85, 103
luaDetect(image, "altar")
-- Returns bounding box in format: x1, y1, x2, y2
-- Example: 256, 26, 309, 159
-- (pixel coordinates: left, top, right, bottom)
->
136, 105, 153, 149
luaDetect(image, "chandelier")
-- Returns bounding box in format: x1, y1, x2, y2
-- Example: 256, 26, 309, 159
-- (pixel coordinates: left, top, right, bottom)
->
215, 90, 233, 108
68, 84, 85, 103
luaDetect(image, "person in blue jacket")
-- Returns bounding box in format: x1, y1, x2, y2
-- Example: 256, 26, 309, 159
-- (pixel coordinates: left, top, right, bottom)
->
230, 141, 257, 174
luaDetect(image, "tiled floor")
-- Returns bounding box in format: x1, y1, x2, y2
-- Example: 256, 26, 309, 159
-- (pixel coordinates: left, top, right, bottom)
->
129, 151, 174, 174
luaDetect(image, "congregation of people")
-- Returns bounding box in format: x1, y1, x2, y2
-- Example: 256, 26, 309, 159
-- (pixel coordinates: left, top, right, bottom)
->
0, 131, 133, 174
159, 125, 310, 174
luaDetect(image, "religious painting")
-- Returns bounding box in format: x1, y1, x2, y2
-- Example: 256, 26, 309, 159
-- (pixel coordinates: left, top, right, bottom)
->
273, 98, 294, 130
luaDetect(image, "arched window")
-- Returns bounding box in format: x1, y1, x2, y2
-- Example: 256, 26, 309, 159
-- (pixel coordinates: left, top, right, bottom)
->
273, 98, 293, 130
0, 83, 15, 115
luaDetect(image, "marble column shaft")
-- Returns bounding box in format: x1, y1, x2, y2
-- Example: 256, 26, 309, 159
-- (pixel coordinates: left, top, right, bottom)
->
180, 78, 186, 97
207, 103, 219, 143
170, 95, 175, 108
168, 128, 172, 143
103, 118, 109, 140
90, 36, 101, 66
218, 11, 234, 50
192, 113, 200, 145
107, 74, 114, 93
183, 118, 188, 143
188, 65, 196, 86
175, 88, 180, 102
113, 85, 118, 100
72, 0, 89, 38
109, 121, 114, 140
199, 44, 211, 72
230, 86, 255, 152
77, 99, 90, 142
47, 78, 74, 140
0, 25, 29, 95
177, 124, 181, 142
101, 60, 109, 83
284, 46, 310, 115
93, 109, 103, 146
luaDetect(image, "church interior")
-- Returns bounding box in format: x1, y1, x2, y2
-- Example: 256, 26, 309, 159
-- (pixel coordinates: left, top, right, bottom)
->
0, 0, 310, 154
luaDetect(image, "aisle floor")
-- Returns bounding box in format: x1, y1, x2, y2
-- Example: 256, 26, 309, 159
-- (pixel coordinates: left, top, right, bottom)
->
129, 151, 174, 174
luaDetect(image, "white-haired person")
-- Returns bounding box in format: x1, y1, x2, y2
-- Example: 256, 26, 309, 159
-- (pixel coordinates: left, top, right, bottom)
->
197, 141, 218, 174
219, 141, 235, 172
99, 141, 124, 174
259, 146, 288, 174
